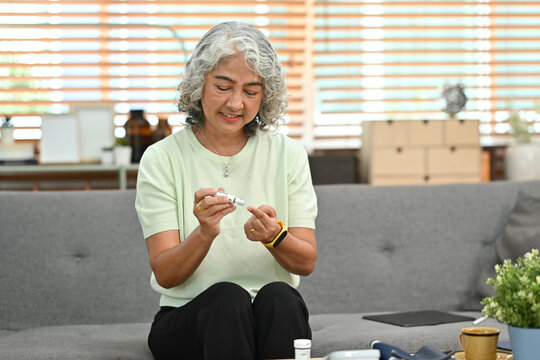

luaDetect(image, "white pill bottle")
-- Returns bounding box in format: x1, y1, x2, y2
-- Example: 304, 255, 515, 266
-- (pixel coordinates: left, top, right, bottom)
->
294, 339, 311, 360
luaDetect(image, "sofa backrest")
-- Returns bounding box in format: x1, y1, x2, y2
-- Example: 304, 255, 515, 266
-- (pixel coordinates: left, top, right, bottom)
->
299, 180, 540, 315
0, 190, 158, 331
2, 181, 540, 330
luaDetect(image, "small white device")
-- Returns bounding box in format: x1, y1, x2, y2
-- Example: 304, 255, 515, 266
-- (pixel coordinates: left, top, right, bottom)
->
323, 349, 381, 360
210, 189, 245, 205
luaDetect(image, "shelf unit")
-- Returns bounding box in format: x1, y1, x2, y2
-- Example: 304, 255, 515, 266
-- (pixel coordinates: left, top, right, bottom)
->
0, 164, 139, 191
361, 119, 482, 185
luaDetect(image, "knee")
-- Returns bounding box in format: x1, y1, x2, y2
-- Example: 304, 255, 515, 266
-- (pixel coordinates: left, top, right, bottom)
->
254, 282, 304, 310
258, 281, 298, 298
253, 282, 310, 335
203, 282, 251, 310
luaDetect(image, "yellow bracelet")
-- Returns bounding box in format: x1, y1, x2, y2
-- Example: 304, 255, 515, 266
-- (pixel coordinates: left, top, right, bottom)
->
264, 221, 288, 248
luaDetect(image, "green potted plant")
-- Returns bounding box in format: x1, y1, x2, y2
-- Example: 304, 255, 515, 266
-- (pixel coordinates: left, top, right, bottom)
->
505, 109, 540, 181
508, 110, 532, 145
1, 115, 15, 145
481, 249, 540, 360
113, 136, 132, 165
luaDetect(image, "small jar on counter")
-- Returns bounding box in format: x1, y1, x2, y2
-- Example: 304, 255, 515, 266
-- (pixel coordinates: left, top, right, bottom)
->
294, 339, 311, 360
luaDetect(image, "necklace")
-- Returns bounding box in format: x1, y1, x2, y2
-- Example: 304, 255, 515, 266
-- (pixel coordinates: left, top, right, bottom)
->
198, 127, 246, 178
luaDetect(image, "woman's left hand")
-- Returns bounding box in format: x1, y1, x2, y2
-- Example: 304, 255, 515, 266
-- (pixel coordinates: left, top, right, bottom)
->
244, 205, 282, 245
244, 204, 317, 276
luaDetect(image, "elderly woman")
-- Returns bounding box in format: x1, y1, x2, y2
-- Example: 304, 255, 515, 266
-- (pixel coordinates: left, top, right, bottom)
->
135, 21, 317, 360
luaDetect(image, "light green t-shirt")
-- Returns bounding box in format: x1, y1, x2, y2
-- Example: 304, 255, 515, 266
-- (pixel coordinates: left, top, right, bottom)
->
135, 127, 318, 307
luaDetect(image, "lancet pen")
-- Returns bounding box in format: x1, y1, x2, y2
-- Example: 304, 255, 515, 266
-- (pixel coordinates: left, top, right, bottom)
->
201, 188, 246, 206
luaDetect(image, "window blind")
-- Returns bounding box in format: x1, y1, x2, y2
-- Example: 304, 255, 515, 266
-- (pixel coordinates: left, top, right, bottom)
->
0, 0, 309, 143
313, 0, 540, 150
1, 1, 539, 151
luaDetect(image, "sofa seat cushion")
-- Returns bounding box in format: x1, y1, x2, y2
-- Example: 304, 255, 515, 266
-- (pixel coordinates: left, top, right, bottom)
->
1, 313, 507, 359
309, 311, 508, 357
0, 323, 153, 360
0, 330, 15, 337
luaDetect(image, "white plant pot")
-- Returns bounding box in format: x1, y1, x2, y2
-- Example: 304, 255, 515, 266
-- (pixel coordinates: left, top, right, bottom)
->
114, 146, 132, 166
1, 127, 15, 146
100, 149, 114, 165
505, 143, 540, 181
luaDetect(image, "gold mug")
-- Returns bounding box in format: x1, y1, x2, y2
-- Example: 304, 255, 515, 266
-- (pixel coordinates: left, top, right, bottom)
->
459, 327, 500, 360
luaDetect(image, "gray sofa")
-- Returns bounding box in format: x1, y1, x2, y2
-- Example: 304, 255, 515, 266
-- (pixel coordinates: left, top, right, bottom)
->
2, 180, 540, 359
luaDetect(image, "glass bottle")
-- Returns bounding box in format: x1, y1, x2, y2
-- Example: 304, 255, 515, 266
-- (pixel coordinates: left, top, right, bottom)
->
124, 109, 152, 163
152, 117, 172, 144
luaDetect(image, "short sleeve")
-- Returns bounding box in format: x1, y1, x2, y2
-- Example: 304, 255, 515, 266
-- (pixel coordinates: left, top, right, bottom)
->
135, 144, 180, 239
286, 140, 318, 229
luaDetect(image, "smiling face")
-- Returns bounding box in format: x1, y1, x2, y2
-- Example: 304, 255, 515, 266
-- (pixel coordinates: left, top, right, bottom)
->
200, 53, 264, 138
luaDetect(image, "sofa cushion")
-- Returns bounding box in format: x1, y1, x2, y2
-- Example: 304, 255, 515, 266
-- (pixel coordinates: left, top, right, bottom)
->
0, 323, 153, 360
496, 191, 540, 260
301, 181, 540, 315
0, 190, 158, 330
477, 191, 540, 299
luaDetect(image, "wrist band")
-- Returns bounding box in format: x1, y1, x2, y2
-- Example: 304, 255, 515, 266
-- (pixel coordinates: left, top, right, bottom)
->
264, 221, 287, 248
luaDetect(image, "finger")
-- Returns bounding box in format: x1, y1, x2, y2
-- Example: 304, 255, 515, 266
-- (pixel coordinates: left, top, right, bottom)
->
247, 205, 266, 218
248, 206, 274, 227
196, 200, 206, 212
244, 222, 261, 242
247, 211, 266, 229
244, 222, 254, 235
195, 191, 230, 212
195, 199, 234, 218
251, 216, 265, 231
244, 219, 256, 231
199, 205, 236, 236
214, 204, 236, 218
258, 204, 277, 218
248, 205, 276, 219
206, 202, 235, 216
194, 187, 217, 204
244, 214, 259, 232
195, 197, 211, 213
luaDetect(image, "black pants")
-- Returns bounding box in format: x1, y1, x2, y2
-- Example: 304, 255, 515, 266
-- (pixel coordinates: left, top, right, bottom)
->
148, 281, 311, 360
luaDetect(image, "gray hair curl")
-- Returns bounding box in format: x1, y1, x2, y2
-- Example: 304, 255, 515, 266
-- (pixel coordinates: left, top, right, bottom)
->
177, 22, 288, 136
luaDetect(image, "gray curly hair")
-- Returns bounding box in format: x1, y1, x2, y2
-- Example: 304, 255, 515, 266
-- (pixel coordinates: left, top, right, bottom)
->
177, 21, 288, 136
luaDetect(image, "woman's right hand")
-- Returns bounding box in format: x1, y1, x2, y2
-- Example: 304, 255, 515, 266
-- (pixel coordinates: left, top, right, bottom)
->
145, 188, 235, 289
193, 187, 236, 240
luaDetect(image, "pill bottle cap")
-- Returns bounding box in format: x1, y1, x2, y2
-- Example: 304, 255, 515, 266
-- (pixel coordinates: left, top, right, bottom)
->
294, 339, 311, 349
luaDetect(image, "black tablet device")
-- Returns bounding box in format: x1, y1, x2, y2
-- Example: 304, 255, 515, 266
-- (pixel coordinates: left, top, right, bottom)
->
363, 310, 475, 327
